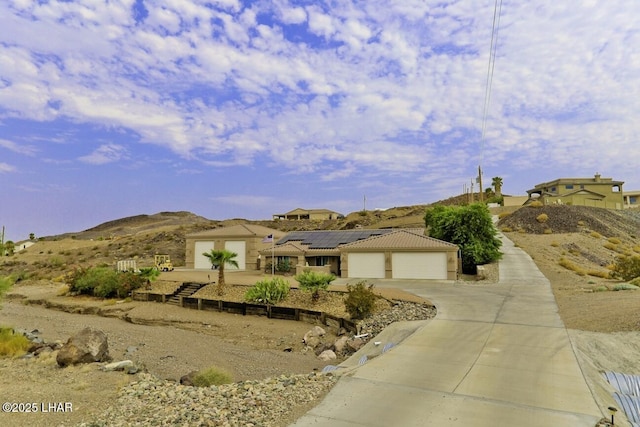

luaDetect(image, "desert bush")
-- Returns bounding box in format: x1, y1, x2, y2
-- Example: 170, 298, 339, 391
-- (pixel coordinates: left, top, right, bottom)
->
608, 237, 622, 245
295, 269, 336, 302
577, 220, 586, 227
630, 277, 640, 286
613, 283, 639, 291
500, 227, 513, 232
551, 242, 559, 247
528, 200, 544, 208
610, 255, 640, 281
536, 213, 549, 223
587, 269, 611, 279
191, 366, 233, 387
0, 327, 31, 358
603, 242, 619, 251
593, 285, 608, 292
590, 231, 602, 239
344, 281, 376, 320
558, 258, 586, 276
498, 212, 511, 219
543, 228, 553, 234
245, 277, 290, 305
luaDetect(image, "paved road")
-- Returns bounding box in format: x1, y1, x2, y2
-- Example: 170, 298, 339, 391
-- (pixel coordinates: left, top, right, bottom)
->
291, 234, 603, 426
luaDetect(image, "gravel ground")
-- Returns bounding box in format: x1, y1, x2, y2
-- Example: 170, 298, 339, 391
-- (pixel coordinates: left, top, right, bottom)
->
0, 279, 439, 427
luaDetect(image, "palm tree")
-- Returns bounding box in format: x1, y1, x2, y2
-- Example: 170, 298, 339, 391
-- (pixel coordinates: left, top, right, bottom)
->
491, 176, 503, 198
202, 249, 239, 296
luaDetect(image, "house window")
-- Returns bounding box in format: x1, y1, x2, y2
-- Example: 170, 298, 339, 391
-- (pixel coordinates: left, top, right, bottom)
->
317, 256, 331, 266
580, 185, 584, 189
550, 186, 556, 193
630, 196, 637, 204
565, 184, 574, 190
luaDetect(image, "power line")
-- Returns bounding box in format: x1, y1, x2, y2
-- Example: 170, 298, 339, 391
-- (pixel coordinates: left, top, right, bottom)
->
478, 0, 503, 201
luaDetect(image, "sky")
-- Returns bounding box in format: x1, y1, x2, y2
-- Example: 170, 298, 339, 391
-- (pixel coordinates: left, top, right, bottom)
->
1, 0, 639, 242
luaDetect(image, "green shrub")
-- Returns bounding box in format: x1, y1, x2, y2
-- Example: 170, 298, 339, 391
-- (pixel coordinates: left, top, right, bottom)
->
245, 277, 290, 304
68, 267, 147, 299
610, 255, 640, 281
295, 269, 336, 302
0, 328, 31, 358
344, 281, 376, 320
192, 366, 233, 387
613, 283, 639, 291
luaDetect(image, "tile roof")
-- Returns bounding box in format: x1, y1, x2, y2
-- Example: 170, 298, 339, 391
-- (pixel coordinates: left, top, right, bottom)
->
186, 224, 283, 238
339, 229, 458, 250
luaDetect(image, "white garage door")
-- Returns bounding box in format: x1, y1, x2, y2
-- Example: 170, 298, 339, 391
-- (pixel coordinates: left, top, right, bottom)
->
225, 240, 246, 270
348, 253, 385, 278
194, 241, 215, 269
392, 252, 447, 279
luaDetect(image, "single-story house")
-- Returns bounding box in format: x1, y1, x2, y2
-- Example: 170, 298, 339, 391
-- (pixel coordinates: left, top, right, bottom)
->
272, 208, 343, 221
526, 174, 624, 209
260, 229, 459, 280
185, 224, 285, 270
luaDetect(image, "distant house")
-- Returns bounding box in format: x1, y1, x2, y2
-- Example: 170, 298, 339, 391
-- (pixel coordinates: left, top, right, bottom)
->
526, 174, 624, 209
272, 208, 343, 221
259, 229, 459, 280
623, 190, 640, 209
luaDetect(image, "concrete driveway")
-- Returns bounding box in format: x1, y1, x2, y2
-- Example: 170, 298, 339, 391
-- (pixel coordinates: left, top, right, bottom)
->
290, 234, 603, 426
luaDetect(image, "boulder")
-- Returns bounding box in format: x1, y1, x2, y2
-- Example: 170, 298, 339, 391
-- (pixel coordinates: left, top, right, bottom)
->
346, 337, 365, 353
180, 371, 198, 386
333, 336, 349, 354
318, 350, 337, 361
303, 326, 326, 345
102, 360, 136, 373
56, 327, 110, 367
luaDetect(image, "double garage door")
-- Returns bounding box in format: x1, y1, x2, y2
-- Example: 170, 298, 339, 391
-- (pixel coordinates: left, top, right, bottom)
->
193, 240, 246, 270
347, 252, 447, 280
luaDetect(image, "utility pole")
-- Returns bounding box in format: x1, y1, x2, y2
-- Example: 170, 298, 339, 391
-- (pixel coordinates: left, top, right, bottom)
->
478, 165, 484, 203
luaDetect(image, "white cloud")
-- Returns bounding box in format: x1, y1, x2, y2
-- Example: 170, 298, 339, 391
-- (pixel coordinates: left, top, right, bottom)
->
0, 0, 639, 192
0, 162, 15, 173
0, 138, 37, 156
279, 5, 306, 25
79, 144, 128, 165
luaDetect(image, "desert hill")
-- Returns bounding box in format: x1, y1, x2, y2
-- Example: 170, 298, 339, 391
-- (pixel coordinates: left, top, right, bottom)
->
1, 201, 639, 298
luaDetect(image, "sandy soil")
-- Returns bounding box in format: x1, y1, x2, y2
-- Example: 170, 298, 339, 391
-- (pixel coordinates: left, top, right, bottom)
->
0, 273, 429, 427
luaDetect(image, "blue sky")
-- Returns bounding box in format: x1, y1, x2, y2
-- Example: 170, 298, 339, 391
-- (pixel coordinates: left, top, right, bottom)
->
1, 0, 639, 242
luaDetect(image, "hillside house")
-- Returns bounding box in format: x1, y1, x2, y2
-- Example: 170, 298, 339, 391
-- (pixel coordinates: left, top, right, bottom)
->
259, 229, 459, 280
272, 208, 343, 221
623, 190, 640, 209
526, 174, 624, 209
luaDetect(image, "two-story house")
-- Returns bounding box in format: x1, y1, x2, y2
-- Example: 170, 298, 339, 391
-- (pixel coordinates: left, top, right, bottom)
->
526, 174, 624, 209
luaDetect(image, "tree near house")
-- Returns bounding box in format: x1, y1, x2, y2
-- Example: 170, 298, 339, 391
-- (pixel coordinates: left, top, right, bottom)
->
424, 203, 502, 274
202, 249, 239, 296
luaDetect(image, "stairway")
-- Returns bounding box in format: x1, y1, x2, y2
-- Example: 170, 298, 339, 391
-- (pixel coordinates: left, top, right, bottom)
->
166, 282, 205, 306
